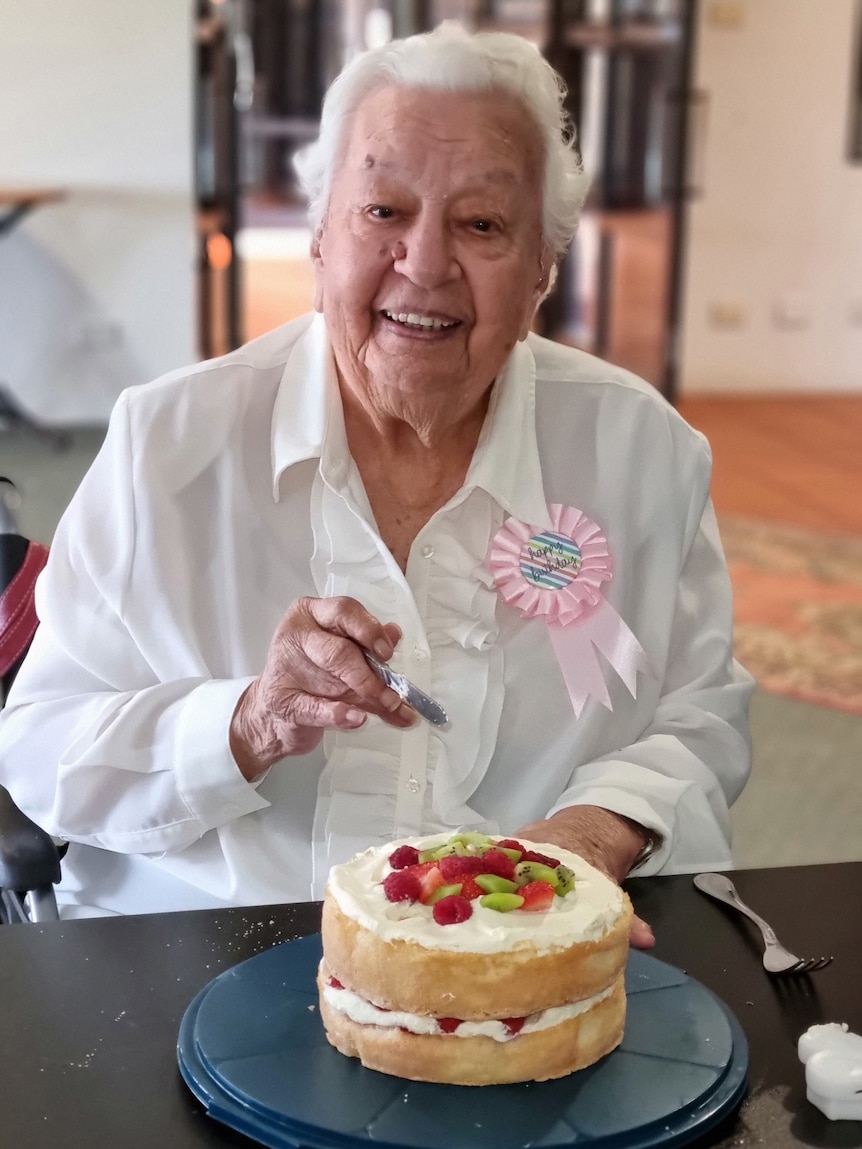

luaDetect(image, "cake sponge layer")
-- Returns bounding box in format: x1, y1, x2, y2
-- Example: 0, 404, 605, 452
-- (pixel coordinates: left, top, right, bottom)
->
321, 890, 632, 1020
318, 966, 627, 1086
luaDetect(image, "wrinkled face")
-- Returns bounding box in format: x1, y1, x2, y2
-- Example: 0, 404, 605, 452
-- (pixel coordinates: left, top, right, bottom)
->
312, 84, 550, 415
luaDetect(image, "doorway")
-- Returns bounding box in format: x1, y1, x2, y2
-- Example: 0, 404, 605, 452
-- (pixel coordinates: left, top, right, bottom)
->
541, 0, 697, 399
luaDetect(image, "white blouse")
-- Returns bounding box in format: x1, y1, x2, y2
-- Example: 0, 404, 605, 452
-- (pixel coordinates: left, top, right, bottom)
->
0, 313, 753, 916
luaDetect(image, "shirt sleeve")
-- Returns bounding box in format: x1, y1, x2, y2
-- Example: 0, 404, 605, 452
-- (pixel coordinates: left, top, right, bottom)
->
0, 393, 270, 855
545, 496, 755, 875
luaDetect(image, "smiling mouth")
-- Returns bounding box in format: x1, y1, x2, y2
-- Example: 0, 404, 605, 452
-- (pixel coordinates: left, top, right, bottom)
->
381, 310, 460, 331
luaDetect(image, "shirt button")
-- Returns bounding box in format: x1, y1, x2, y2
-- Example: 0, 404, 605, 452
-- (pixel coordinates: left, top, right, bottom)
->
405, 776, 421, 794
421, 544, 434, 559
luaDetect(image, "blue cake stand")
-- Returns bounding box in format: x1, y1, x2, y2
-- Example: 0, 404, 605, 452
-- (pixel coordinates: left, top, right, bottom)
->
178, 934, 748, 1149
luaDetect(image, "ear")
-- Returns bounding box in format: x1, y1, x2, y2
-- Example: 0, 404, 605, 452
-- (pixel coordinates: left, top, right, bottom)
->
518, 245, 555, 341
311, 225, 326, 313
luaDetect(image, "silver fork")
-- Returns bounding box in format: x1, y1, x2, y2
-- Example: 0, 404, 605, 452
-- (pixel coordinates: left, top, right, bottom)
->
693, 873, 833, 975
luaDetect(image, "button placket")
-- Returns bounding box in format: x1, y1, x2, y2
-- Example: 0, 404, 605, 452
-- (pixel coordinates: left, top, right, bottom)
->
394, 721, 429, 836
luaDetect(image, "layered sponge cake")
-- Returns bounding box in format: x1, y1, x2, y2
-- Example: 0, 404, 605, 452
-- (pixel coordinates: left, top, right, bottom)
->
318, 831, 632, 1086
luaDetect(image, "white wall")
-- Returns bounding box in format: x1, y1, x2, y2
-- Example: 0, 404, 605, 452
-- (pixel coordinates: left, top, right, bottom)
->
0, 0, 196, 424
680, 0, 862, 393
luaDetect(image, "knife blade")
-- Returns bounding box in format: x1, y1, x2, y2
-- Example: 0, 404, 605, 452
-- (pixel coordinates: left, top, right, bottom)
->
363, 651, 451, 731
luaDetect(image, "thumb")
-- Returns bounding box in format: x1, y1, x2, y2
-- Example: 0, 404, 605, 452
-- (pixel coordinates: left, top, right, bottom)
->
629, 913, 656, 950
383, 622, 403, 649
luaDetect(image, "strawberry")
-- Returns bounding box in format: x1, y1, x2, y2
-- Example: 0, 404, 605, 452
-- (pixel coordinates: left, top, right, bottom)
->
502, 1017, 525, 1036
439, 854, 486, 881
432, 894, 473, 925
416, 864, 445, 904
520, 849, 561, 867
496, 839, 527, 855
389, 845, 420, 870
518, 880, 557, 912
326, 976, 344, 989
459, 876, 484, 901
438, 1017, 462, 1034
382, 869, 422, 903
479, 849, 516, 881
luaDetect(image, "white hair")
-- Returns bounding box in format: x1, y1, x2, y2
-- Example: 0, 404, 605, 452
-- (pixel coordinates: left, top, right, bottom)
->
293, 21, 589, 261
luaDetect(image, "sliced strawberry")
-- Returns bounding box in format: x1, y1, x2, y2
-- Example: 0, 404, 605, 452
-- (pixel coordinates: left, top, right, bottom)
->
518, 880, 557, 912
326, 976, 344, 989
438, 1017, 462, 1034
416, 864, 445, 904
496, 839, 527, 855
439, 854, 486, 881
520, 849, 561, 867
502, 1017, 525, 1036
478, 849, 516, 881
459, 876, 484, 901
397, 859, 440, 888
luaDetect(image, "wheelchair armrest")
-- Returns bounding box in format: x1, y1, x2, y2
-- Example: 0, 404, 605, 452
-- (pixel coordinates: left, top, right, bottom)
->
0, 784, 61, 891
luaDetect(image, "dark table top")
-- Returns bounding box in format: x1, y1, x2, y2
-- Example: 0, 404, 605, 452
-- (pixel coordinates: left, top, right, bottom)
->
1, 862, 860, 1149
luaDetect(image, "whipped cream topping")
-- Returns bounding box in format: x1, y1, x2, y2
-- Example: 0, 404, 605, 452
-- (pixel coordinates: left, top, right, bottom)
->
321, 964, 616, 1042
326, 833, 625, 954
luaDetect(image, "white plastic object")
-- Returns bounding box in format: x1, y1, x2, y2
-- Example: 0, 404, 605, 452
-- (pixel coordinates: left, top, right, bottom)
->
798, 1023, 862, 1121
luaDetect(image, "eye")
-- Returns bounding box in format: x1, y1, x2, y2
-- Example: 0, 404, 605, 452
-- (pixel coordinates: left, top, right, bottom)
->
368, 205, 396, 220
470, 219, 498, 234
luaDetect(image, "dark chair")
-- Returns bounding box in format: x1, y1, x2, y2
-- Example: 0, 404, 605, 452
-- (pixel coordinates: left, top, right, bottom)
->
0, 477, 62, 922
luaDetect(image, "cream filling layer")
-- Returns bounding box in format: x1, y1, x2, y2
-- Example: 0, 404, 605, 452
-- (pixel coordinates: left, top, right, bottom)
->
321, 965, 617, 1043
327, 834, 625, 954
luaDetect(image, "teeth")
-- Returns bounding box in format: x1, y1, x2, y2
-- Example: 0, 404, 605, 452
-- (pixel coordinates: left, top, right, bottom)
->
384, 311, 456, 330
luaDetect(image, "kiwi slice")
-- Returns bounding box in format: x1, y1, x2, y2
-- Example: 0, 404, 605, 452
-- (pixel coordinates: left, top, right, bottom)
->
450, 831, 495, 850
427, 883, 462, 904
555, 865, 576, 896
514, 861, 560, 889
495, 846, 522, 863
479, 892, 525, 912
475, 875, 518, 894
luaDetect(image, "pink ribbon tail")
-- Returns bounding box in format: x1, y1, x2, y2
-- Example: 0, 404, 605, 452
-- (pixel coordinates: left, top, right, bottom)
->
547, 599, 650, 718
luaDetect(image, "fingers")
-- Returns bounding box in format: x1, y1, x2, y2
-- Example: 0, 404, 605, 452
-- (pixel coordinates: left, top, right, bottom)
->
284, 689, 415, 732
231, 598, 417, 776
302, 597, 399, 661
281, 599, 411, 710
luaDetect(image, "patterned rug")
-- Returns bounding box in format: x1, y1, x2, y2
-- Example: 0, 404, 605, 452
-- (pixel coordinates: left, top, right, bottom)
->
719, 517, 862, 715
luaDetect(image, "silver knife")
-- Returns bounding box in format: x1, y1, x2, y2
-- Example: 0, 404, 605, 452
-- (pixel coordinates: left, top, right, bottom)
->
363, 651, 451, 730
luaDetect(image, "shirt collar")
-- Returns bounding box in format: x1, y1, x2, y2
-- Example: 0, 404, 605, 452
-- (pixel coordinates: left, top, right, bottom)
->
271, 316, 550, 530
270, 312, 332, 498
464, 338, 551, 529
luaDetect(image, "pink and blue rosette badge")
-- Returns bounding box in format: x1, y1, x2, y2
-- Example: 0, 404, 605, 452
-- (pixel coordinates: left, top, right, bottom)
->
487, 504, 650, 717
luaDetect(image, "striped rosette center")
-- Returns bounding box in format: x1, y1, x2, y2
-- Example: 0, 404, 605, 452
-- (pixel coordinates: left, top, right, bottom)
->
488, 505, 650, 717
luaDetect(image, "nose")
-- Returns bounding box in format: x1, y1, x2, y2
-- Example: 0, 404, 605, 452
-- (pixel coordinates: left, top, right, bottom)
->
393, 211, 459, 289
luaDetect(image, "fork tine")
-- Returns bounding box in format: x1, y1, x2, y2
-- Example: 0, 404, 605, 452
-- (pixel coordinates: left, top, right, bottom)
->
787, 956, 833, 975
774, 960, 807, 976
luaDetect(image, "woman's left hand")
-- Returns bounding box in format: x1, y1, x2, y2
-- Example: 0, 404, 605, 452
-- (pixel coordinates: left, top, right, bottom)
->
513, 805, 656, 949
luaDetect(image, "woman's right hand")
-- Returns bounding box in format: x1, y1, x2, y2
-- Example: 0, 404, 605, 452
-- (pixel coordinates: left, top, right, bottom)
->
229, 596, 416, 780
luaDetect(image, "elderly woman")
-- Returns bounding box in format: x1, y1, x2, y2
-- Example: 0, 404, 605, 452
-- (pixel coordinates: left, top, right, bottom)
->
0, 24, 752, 935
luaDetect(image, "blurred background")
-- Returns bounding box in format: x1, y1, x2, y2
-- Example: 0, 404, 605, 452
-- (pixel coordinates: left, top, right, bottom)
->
1, 0, 861, 868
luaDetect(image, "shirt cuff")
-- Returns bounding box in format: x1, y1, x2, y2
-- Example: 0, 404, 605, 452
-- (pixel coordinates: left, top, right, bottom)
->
546, 786, 674, 876
174, 677, 271, 831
